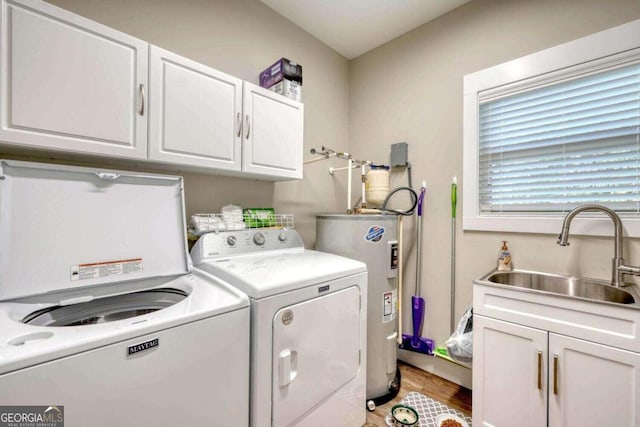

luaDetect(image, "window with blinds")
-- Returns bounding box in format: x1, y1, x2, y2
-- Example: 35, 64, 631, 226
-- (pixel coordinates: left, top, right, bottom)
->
478, 62, 640, 215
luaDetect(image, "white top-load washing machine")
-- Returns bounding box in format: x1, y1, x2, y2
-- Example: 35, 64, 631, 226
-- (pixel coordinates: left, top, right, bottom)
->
0, 160, 250, 427
191, 229, 368, 427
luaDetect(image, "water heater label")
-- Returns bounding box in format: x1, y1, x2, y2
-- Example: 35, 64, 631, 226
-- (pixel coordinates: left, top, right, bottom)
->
382, 290, 397, 323
364, 225, 385, 243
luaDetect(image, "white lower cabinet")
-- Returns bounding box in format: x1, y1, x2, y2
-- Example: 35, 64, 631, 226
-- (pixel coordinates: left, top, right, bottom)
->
473, 316, 547, 427
474, 314, 640, 427
549, 333, 640, 427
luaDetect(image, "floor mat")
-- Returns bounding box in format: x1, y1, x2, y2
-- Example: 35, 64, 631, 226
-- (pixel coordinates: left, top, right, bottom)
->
385, 391, 472, 426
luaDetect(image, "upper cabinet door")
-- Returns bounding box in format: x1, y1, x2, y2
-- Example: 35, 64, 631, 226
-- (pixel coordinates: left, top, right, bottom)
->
148, 46, 242, 171
242, 82, 303, 180
0, 0, 148, 159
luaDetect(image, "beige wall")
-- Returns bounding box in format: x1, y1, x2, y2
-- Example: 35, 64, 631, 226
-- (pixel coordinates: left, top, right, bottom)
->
349, 0, 640, 384
12, 0, 351, 245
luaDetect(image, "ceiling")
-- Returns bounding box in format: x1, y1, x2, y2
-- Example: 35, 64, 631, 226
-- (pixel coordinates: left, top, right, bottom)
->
260, 0, 471, 59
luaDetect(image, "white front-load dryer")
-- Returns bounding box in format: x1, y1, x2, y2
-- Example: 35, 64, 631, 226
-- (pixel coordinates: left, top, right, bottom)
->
0, 160, 250, 427
191, 229, 368, 427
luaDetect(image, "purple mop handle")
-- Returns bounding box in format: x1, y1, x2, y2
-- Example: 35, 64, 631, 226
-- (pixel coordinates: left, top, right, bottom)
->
413, 186, 427, 347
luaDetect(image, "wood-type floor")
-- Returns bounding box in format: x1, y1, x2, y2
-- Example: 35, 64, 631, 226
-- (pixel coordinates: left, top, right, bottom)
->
363, 361, 472, 426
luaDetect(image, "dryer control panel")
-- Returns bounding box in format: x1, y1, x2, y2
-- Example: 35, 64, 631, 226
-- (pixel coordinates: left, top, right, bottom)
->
191, 229, 305, 260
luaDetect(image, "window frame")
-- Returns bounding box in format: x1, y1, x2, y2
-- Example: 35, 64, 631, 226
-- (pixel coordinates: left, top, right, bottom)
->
463, 19, 640, 237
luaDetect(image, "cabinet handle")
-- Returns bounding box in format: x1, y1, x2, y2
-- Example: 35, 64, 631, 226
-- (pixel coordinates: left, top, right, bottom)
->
537, 351, 542, 390
138, 83, 145, 116
245, 114, 250, 139
236, 112, 242, 138
553, 354, 559, 395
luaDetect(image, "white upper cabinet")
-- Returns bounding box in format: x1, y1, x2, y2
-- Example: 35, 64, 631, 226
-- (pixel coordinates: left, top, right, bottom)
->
0, 0, 148, 159
148, 46, 242, 171
242, 82, 304, 180
0, 0, 304, 180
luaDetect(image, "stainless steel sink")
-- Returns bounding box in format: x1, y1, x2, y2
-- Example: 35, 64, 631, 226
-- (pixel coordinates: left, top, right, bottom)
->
480, 270, 637, 305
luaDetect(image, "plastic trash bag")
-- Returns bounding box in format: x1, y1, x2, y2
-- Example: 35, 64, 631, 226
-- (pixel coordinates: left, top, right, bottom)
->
445, 306, 473, 363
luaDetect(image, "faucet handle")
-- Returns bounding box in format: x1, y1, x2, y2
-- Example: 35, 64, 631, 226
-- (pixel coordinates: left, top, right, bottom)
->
619, 265, 640, 276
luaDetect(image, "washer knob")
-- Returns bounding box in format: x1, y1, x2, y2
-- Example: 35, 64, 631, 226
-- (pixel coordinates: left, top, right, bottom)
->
278, 233, 287, 242
226, 235, 237, 246
253, 232, 265, 246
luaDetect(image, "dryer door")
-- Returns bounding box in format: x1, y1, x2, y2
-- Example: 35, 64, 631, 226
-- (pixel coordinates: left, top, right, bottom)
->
272, 285, 361, 426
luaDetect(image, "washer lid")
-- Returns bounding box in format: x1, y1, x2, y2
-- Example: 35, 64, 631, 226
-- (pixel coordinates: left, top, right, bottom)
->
0, 160, 190, 301
193, 250, 366, 299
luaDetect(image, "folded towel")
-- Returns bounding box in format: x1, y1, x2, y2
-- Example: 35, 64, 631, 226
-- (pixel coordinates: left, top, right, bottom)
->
188, 215, 226, 235
221, 204, 245, 230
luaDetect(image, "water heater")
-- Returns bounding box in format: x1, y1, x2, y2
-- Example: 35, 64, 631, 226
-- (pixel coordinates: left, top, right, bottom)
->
316, 214, 400, 406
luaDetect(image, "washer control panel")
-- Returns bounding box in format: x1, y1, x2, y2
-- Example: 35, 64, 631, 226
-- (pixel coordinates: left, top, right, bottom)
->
196, 229, 304, 259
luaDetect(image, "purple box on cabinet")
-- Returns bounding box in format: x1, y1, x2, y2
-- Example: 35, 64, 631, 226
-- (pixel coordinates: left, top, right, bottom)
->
259, 58, 302, 101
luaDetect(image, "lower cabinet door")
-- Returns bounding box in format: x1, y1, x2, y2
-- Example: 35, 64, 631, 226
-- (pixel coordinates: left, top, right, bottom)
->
473, 315, 547, 427
548, 333, 640, 427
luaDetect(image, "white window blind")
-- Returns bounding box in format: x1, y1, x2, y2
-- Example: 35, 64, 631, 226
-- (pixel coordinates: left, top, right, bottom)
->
478, 62, 640, 214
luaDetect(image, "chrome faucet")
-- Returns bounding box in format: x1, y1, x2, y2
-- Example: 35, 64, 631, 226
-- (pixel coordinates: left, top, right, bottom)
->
557, 204, 640, 287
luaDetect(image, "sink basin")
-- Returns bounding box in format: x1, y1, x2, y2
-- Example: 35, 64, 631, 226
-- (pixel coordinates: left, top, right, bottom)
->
481, 270, 636, 305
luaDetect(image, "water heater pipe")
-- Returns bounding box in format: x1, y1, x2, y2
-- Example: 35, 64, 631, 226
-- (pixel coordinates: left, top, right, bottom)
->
361, 165, 367, 207
328, 164, 358, 175
303, 156, 329, 165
